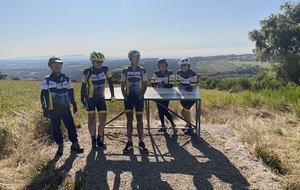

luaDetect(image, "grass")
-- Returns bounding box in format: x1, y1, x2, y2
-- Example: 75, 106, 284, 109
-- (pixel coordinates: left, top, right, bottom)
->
195, 60, 218, 72
0, 80, 300, 189
228, 60, 271, 69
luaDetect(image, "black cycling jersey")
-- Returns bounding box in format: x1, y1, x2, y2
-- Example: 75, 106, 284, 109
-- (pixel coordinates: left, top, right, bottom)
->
81, 66, 114, 100
121, 65, 148, 96
40, 72, 76, 110
176, 69, 197, 87
151, 69, 175, 88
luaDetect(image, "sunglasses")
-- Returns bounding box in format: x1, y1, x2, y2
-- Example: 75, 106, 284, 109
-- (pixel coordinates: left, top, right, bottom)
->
94, 61, 103, 64
181, 64, 188, 67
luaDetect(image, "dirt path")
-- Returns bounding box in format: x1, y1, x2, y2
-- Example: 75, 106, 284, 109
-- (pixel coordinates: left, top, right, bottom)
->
34, 125, 283, 190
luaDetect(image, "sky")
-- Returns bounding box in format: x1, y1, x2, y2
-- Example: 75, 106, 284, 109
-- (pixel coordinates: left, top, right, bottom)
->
0, 0, 299, 59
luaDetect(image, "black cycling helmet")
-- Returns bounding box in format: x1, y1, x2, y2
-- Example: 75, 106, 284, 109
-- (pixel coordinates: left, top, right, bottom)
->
157, 58, 168, 68
128, 50, 140, 58
48, 56, 63, 67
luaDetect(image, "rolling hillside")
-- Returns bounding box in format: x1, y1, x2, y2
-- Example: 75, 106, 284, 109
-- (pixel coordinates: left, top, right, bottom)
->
0, 54, 269, 81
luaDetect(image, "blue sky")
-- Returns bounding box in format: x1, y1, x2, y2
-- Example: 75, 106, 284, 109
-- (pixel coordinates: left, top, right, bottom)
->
0, 0, 298, 59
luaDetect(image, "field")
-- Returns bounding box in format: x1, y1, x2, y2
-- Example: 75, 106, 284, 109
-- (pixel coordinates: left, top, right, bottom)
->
0, 80, 300, 189
228, 60, 272, 69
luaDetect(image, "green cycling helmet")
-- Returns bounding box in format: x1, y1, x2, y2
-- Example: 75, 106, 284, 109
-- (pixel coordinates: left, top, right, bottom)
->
90, 51, 105, 61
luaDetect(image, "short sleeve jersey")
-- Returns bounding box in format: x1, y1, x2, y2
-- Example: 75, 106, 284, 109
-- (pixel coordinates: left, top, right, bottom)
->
121, 65, 148, 95
81, 66, 112, 98
176, 69, 197, 87
151, 69, 175, 88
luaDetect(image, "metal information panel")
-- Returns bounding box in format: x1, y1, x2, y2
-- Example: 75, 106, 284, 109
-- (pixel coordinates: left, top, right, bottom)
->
105, 87, 201, 136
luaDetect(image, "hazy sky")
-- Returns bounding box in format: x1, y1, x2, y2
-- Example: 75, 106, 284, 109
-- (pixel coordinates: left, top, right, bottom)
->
0, 0, 298, 59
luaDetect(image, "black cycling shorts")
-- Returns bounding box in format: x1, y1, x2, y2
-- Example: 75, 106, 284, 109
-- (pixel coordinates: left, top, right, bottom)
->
180, 100, 195, 110
86, 97, 107, 113
124, 94, 144, 114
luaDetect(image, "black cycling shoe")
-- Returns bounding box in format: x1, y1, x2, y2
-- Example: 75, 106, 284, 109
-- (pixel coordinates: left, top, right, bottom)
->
158, 125, 167, 132
184, 126, 193, 135
97, 135, 106, 148
92, 139, 97, 149
138, 141, 149, 152
70, 142, 84, 153
56, 143, 63, 157
123, 141, 133, 153
97, 140, 106, 148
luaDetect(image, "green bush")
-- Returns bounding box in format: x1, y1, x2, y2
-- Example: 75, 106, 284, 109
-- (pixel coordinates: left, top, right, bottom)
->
12, 76, 21, 80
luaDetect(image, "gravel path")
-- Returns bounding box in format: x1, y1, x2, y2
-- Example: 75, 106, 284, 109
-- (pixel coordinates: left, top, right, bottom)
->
41, 124, 283, 190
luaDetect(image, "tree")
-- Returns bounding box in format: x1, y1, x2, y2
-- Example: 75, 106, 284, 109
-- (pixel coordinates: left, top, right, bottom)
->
0, 72, 7, 80
248, 2, 300, 84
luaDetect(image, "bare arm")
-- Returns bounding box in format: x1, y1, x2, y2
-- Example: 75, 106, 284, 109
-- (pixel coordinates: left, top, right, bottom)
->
121, 82, 128, 100
139, 81, 148, 100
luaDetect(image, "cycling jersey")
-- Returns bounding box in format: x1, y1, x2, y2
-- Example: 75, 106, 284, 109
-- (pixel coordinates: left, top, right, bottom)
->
176, 68, 198, 110
81, 66, 112, 99
40, 72, 75, 110
151, 69, 175, 88
176, 69, 197, 87
121, 65, 148, 96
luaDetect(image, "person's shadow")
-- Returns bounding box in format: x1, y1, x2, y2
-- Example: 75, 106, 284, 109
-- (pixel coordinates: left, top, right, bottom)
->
74, 132, 250, 189
166, 133, 250, 189
25, 152, 78, 189
78, 134, 172, 189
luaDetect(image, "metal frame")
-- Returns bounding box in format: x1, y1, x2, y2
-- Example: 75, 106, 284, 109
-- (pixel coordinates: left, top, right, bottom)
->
104, 87, 201, 136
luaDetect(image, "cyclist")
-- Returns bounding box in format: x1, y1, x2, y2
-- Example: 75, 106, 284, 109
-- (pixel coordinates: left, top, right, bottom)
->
121, 50, 148, 153
41, 56, 84, 156
151, 58, 177, 132
176, 57, 198, 134
81, 51, 116, 149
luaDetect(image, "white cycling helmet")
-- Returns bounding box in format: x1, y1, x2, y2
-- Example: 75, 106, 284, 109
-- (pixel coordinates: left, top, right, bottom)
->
178, 57, 191, 66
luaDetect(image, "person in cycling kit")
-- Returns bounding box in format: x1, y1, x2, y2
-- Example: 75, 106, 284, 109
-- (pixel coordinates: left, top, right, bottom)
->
176, 57, 198, 134
40, 56, 84, 157
81, 51, 116, 149
121, 50, 148, 153
151, 58, 177, 133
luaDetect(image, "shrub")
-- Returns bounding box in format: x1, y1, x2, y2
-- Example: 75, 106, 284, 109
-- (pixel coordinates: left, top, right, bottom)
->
12, 76, 21, 80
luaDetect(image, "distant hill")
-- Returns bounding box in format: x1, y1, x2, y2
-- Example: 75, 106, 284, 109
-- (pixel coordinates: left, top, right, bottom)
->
0, 54, 269, 81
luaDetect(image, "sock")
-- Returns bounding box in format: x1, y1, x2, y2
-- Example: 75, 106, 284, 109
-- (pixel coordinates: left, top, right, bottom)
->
128, 138, 132, 143
139, 139, 143, 143
97, 135, 104, 142
91, 136, 96, 141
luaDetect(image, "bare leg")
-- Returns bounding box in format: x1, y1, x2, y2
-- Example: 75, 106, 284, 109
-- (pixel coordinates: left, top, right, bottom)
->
136, 114, 143, 140
88, 113, 96, 136
98, 113, 106, 136
181, 108, 191, 125
126, 112, 134, 139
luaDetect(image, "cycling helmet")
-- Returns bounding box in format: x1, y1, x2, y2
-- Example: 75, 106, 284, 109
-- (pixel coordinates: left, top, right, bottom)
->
178, 57, 191, 66
90, 51, 105, 61
128, 50, 140, 58
48, 56, 63, 67
157, 58, 168, 68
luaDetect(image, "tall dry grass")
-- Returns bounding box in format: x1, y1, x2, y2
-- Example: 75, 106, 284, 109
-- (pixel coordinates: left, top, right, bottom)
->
200, 89, 300, 189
